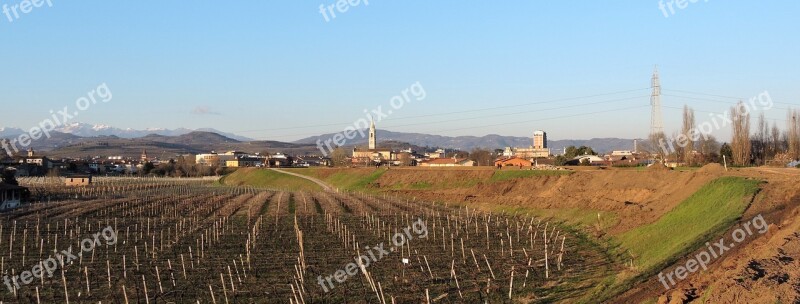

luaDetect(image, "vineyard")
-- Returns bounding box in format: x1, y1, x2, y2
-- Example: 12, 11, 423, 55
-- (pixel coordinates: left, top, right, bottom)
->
0, 177, 613, 303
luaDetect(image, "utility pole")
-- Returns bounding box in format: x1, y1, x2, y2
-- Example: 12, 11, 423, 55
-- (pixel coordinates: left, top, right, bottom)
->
650, 66, 664, 137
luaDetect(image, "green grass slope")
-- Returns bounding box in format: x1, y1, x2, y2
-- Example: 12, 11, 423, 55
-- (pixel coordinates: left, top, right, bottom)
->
284, 168, 387, 191
618, 176, 760, 272
220, 168, 322, 192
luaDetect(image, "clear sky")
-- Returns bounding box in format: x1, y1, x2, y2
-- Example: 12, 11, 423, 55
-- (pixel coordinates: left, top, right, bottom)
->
1, 1, 798, 141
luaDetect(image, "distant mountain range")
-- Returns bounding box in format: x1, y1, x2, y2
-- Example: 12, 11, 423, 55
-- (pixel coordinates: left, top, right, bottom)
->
296, 129, 640, 154
1, 123, 641, 158
0, 131, 316, 159
0, 123, 254, 141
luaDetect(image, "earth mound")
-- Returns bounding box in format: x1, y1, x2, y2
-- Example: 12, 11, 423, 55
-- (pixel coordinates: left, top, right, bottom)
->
698, 163, 725, 173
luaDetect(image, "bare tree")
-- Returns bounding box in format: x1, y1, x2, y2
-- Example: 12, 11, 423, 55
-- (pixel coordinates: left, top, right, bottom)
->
730, 101, 752, 166
649, 131, 668, 160
698, 134, 720, 163
469, 148, 494, 166
770, 124, 782, 157
753, 113, 768, 165
330, 147, 349, 167
789, 108, 800, 160
680, 105, 696, 165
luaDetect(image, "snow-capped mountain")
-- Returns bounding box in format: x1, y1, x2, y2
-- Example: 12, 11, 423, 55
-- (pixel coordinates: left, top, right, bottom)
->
1, 123, 254, 141
0, 127, 26, 137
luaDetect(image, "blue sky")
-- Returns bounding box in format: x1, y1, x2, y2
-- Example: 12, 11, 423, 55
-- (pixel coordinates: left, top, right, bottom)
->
1, 1, 798, 141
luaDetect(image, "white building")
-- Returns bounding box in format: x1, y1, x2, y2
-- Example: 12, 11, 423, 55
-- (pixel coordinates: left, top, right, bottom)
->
572, 155, 605, 164
425, 149, 446, 159
196, 151, 246, 167
504, 130, 551, 159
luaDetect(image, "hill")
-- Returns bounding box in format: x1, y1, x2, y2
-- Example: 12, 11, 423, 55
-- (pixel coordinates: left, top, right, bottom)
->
4, 125, 643, 158
296, 129, 639, 153
23, 131, 319, 158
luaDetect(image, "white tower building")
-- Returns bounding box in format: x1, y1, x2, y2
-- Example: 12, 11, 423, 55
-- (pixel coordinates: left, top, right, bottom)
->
368, 117, 376, 150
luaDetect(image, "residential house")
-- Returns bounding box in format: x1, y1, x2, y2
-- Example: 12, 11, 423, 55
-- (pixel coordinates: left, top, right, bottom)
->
294, 156, 332, 167
65, 175, 92, 187
12, 148, 53, 175
419, 158, 475, 167
196, 151, 247, 167
267, 153, 293, 167
566, 155, 606, 166
611, 150, 634, 157
226, 156, 265, 168
425, 149, 446, 159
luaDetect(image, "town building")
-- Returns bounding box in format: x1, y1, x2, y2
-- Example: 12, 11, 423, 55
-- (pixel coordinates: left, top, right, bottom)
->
566, 155, 606, 165
0, 183, 26, 210
65, 175, 92, 187
425, 149, 446, 159
267, 153, 293, 167
352, 119, 397, 165
21, 148, 53, 169
502, 130, 551, 159
418, 157, 475, 167
611, 150, 634, 157
226, 156, 266, 168
294, 156, 332, 167
534, 130, 547, 149
196, 151, 247, 167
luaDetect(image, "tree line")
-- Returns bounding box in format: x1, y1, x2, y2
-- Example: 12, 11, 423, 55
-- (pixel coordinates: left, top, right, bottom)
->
656, 104, 800, 167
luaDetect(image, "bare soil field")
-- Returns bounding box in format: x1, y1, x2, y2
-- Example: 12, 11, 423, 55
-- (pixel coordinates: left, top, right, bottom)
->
1, 176, 613, 303
26, 166, 792, 302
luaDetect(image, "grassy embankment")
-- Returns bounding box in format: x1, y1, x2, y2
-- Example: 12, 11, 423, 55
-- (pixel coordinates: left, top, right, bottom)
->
282, 168, 388, 191
219, 168, 322, 192
494, 176, 761, 301
598, 177, 761, 295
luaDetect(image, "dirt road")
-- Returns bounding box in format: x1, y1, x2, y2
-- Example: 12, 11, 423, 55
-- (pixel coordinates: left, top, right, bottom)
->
270, 168, 334, 192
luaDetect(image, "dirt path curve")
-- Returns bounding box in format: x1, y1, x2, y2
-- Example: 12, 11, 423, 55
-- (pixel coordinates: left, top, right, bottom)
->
270, 168, 333, 192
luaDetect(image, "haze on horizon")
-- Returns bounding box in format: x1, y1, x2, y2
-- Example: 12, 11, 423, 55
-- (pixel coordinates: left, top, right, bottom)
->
1, 1, 798, 142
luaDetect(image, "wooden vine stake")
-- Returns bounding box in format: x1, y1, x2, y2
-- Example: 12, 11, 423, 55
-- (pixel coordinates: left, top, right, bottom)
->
508, 265, 515, 300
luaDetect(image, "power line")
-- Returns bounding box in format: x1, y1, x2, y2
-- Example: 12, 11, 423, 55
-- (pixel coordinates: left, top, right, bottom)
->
252, 96, 650, 140
663, 89, 799, 106
422, 104, 651, 134
266, 105, 650, 137
234, 88, 650, 134
661, 105, 787, 123
663, 94, 797, 112
235, 86, 793, 141
376, 96, 648, 129
383, 88, 650, 121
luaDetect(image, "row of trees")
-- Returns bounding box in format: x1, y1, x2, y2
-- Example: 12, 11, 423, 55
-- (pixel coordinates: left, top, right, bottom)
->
664, 104, 800, 167
724, 104, 799, 166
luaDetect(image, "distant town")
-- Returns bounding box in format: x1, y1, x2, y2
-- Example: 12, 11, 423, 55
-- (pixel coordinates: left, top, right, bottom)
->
2, 69, 799, 180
